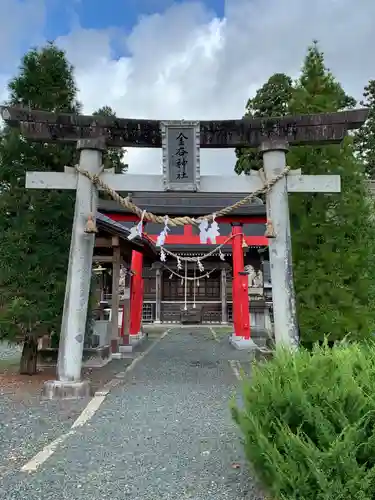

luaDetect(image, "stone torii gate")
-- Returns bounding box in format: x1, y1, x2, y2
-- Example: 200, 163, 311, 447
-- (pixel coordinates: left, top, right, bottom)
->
0, 106, 367, 398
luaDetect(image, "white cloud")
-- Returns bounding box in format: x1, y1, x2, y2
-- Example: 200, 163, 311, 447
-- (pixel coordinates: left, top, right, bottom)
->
2, 0, 375, 175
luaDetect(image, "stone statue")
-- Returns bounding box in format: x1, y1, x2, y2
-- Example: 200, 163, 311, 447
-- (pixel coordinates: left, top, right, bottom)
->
244, 265, 257, 288
253, 270, 263, 288
244, 265, 264, 297
119, 266, 127, 298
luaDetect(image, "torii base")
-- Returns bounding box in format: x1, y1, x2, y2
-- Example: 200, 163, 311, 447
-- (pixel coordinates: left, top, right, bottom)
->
229, 335, 258, 351
42, 379, 91, 400
113, 331, 147, 356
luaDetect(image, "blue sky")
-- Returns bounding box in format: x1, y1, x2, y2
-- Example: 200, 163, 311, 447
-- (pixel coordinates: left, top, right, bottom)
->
45, 0, 224, 44
0, 0, 226, 77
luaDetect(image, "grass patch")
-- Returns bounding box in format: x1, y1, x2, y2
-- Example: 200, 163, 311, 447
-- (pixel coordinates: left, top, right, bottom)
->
0, 356, 20, 371
210, 326, 233, 337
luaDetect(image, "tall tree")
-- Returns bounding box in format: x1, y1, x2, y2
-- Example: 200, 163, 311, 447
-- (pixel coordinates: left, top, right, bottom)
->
235, 42, 375, 343
354, 80, 375, 178
288, 42, 375, 342
290, 42, 356, 114
0, 43, 81, 374
235, 73, 293, 175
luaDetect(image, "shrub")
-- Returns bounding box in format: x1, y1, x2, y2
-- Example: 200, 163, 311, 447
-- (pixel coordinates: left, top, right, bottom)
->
231, 342, 375, 500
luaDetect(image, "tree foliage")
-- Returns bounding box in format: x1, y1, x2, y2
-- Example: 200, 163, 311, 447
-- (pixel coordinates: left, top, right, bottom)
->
290, 43, 356, 114
354, 80, 375, 178
92, 106, 128, 174
7, 42, 80, 113
0, 43, 80, 373
288, 43, 375, 342
232, 342, 375, 499
234, 73, 293, 174
236, 42, 375, 342
0, 44, 125, 373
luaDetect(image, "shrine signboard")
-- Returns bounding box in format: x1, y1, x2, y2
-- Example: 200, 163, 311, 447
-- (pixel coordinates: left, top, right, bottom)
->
161, 120, 200, 192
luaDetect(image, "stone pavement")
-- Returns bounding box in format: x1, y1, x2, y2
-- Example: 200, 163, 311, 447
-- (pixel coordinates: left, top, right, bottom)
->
2, 327, 264, 500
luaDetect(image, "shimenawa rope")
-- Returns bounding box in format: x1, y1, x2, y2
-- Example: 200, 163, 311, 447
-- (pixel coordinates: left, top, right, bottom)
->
160, 233, 243, 262
76, 165, 290, 227
79, 163, 287, 261
161, 263, 217, 281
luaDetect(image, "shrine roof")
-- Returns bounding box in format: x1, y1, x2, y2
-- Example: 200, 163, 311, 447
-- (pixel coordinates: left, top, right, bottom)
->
96, 212, 157, 259
98, 193, 266, 216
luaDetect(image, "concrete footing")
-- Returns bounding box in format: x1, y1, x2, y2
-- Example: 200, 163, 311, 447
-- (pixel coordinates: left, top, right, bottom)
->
42, 379, 91, 400
121, 331, 147, 351
229, 335, 259, 351
112, 332, 147, 357
111, 351, 133, 359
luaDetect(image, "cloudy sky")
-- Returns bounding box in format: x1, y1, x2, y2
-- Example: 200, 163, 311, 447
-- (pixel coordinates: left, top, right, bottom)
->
1, 0, 374, 174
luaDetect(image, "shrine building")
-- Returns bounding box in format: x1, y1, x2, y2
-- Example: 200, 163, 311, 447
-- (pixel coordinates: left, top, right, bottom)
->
98, 193, 272, 329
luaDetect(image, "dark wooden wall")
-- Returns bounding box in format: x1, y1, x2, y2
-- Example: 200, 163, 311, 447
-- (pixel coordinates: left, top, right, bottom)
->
141, 249, 269, 322
161, 303, 222, 323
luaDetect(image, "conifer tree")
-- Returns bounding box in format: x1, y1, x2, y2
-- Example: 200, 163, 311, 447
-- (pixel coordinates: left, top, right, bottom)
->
236, 42, 375, 342
0, 46, 124, 374
354, 80, 375, 178
0, 43, 80, 374
235, 73, 293, 174
288, 43, 375, 342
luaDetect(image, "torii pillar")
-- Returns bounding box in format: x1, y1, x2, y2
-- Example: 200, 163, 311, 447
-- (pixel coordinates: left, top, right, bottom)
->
258, 138, 338, 348
48, 137, 105, 398
229, 143, 341, 349
231, 223, 251, 342
128, 250, 144, 339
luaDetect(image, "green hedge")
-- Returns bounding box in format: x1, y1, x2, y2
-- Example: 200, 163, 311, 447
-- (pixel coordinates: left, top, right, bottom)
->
231, 342, 375, 499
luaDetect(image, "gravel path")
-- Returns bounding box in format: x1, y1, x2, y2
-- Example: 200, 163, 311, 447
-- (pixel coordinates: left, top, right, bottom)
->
2, 327, 263, 500
0, 356, 137, 481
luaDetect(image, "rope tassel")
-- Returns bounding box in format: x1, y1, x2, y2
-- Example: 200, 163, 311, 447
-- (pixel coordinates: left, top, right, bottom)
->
84, 213, 98, 233
265, 220, 276, 238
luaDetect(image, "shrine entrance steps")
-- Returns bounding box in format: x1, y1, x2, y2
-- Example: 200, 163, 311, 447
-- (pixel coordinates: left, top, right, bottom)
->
5, 327, 262, 499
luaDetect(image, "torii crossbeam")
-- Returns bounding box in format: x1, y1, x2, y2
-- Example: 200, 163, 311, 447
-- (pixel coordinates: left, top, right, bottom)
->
1, 106, 368, 148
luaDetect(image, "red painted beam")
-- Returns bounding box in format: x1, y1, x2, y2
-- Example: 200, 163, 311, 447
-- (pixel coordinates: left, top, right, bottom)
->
106, 213, 267, 224
144, 234, 268, 246
104, 212, 268, 246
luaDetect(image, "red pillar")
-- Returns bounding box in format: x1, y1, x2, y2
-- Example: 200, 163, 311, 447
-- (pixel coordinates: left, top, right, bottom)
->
231, 223, 251, 339
129, 250, 144, 336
